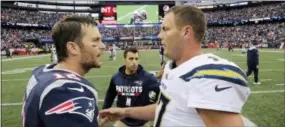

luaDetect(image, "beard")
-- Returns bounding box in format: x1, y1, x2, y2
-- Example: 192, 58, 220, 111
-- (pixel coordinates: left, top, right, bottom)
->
79, 48, 101, 73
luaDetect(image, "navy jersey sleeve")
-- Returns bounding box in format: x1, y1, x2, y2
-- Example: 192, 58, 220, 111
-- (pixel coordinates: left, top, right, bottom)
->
39, 81, 98, 127
102, 76, 117, 109
147, 74, 161, 103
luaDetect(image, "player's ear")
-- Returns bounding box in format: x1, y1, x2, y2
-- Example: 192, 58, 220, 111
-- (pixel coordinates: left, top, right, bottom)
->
66, 41, 80, 55
182, 25, 192, 39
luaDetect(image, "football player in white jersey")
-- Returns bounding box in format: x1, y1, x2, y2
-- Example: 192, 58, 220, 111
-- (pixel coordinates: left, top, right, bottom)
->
111, 44, 117, 60
99, 5, 255, 127
50, 44, 58, 63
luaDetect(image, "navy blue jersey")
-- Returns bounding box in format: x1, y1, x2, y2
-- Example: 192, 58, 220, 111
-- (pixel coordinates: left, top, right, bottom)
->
22, 64, 99, 127
247, 46, 259, 67
102, 65, 160, 126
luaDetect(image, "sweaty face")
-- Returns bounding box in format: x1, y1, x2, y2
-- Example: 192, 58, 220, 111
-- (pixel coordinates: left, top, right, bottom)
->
79, 25, 106, 70
124, 52, 139, 73
158, 12, 184, 61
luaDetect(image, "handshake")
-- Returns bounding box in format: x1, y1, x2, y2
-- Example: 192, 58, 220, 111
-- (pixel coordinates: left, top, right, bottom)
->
98, 104, 156, 127
98, 107, 128, 127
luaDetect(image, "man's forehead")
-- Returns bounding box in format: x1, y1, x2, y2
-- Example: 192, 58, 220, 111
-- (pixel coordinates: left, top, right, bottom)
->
161, 13, 175, 27
83, 25, 101, 37
126, 52, 139, 57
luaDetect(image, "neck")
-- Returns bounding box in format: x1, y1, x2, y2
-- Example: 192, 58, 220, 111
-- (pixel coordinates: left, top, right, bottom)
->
175, 43, 202, 66
55, 59, 86, 77
125, 68, 136, 75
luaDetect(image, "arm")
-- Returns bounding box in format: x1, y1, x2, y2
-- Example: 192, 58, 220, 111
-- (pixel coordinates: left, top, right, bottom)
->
147, 74, 161, 103
102, 77, 117, 109
197, 109, 244, 127
125, 103, 156, 120
99, 104, 156, 127
99, 104, 156, 125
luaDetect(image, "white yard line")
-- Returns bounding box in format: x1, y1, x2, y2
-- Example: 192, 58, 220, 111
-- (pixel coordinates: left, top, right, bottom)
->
275, 83, 285, 86
2, 69, 284, 82
260, 79, 272, 81
2, 55, 49, 62
2, 89, 284, 106
250, 90, 285, 94
231, 54, 246, 57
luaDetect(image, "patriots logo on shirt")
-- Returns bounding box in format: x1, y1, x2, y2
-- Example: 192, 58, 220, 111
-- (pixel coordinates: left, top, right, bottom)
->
134, 80, 143, 86
45, 97, 96, 122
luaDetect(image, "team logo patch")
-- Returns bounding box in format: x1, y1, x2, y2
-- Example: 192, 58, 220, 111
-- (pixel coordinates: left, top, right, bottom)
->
45, 97, 96, 122
149, 91, 157, 102
134, 80, 143, 86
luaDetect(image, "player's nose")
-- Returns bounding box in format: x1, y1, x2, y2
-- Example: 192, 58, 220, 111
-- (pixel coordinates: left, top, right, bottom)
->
158, 32, 163, 40
99, 41, 106, 51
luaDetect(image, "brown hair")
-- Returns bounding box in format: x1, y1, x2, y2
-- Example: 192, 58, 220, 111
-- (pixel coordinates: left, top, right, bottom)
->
51, 15, 98, 62
124, 47, 139, 59
166, 5, 206, 42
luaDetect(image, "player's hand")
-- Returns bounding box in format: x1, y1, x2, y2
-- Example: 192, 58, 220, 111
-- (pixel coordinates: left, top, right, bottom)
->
99, 108, 127, 125
156, 70, 164, 79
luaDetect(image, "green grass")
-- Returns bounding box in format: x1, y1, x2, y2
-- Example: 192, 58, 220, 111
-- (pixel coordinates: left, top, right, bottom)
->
1, 49, 284, 127
117, 5, 158, 24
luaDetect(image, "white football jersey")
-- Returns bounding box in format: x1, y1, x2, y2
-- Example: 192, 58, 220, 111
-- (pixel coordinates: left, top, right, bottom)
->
153, 53, 251, 127
51, 48, 58, 63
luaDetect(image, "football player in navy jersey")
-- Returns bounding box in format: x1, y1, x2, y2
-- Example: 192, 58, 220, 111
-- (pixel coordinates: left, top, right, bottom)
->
22, 15, 106, 127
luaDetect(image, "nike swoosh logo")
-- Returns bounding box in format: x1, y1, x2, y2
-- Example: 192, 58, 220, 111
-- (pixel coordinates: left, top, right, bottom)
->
68, 87, 84, 92
215, 85, 232, 92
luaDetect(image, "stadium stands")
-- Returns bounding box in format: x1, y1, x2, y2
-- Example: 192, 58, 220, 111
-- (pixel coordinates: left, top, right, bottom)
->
1, 2, 285, 50
204, 2, 285, 22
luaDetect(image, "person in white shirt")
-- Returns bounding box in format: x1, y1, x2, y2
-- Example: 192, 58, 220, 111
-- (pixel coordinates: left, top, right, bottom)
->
109, 44, 117, 61
50, 44, 58, 63
99, 5, 256, 127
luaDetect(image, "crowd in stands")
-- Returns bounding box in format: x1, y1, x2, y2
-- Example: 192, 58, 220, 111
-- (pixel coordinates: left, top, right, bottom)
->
1, 9, 70, 25
204, 2, 285, 22
2, 2, 284, 25
205, 22, 285, 44
1, 2, 285, 50
98, 27, 160, 38
2, 22, 283, 50
1, 28, 50, 49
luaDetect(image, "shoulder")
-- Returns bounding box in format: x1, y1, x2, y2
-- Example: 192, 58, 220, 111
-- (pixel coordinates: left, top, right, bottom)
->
39, 79, 98, 109
32, 64, 48, 75
111, 72, 120, 81
37, 79, 98, 124
180, 54, 248, 87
